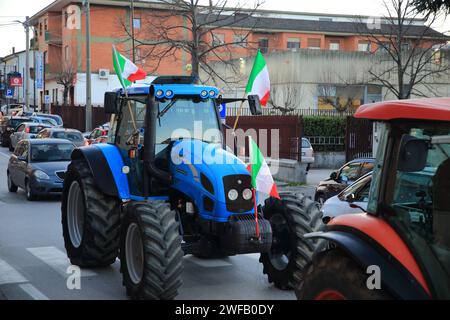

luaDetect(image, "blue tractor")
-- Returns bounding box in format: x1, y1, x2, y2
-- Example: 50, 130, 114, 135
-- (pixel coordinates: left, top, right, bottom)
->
61, 76, 321, 299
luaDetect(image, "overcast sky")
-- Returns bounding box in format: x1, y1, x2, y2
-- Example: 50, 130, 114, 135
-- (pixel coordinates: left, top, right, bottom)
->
0, 0, 449, 57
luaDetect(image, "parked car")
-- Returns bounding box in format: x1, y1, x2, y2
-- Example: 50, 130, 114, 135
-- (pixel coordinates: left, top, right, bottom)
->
29, 116, 58, 127
301, 137, 314, 171
321, 172, 372, 224
35, 127, 86, 147
9, 123, 52, 151
7, 139, 75, 200
314, 157, 375, 205
15, 111, 64, 127
85, 126, 109, 145
0, 116, 33, 148
1, 103, 27, 115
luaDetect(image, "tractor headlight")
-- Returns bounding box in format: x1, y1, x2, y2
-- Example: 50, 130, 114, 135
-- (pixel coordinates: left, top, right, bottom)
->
33, 170, 50, 180
227, 189, 239, 201
209, 90, 216, 97
156, 90, 164, 98
242, 188, 252, 201
201, 90, 208, 98
165, 90, 173, 97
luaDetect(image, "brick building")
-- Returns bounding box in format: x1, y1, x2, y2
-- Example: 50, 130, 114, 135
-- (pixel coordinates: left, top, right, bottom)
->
26, 0, 444, 106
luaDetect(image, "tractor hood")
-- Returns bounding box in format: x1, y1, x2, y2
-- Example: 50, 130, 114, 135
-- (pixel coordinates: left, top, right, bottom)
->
169, 139, 253, 221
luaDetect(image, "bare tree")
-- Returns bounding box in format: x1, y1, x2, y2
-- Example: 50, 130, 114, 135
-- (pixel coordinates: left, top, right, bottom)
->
119, 0, 262, 84
55, 62, 76, 106
354, 0, 450, 99
412, 0, 450, 16
268, 84, 303, 114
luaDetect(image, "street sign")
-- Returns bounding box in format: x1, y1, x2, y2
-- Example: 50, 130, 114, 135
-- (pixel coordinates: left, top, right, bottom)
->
219, 103, 226, 119
10, 76, 23, 87
5, 89, 13, 98
35, 52, 44, 90
44, 95, 51, 104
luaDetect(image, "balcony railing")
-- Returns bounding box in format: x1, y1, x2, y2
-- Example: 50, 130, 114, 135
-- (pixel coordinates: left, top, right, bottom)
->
44, 31, 62, 45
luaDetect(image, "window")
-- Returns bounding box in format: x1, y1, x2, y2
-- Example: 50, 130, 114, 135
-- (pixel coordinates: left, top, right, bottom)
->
64, 45, 70, 61
339, 162, 361, 183
258, 38, 269, 53
30, 143, 74, 162
339, 174, 372, 202
16, 124, 25, 132
378, 42, 390, 53
44, 19, 48, 31
329, 40, 340, 51
358, 41, 371, 52
287, 38, 300, 51
360, 162, 374, 176
401, 42, 410, 52
133, 17, 141, 29
212, 33, 225, 46
307, 38, 321, 50
233, 34, 247, 48
39, 23, 42, 36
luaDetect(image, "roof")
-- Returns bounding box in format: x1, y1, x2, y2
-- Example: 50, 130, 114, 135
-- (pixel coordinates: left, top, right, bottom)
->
199, 14, 444, 39
355, 98, 450, 121
27, 138, 73, 145
45, 127, 81, 132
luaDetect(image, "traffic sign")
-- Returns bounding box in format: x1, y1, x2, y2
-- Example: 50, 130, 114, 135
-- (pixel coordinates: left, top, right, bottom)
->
5, 89, 13, 98
10, 76, 23, 87
44, 95, 51, 104
219, 103, 226, 119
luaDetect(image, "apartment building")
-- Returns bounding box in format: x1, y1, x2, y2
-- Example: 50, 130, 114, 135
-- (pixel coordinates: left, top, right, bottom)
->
27, 0, 444, 106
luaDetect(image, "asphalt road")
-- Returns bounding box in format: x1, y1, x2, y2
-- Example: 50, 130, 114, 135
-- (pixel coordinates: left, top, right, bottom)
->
0, 146, 297, 300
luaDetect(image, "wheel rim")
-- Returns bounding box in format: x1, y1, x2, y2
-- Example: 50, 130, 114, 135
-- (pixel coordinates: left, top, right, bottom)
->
315, 290, 346, 300
268, 213, 292, 271
125, 223, 144, 285
67, 181, 85, 248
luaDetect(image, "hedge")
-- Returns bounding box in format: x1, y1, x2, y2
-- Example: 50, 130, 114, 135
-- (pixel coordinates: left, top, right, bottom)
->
302, 116, 346, 152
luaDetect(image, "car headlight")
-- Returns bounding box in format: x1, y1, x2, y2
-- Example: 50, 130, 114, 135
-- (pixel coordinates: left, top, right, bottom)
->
242, 188, 252, 201
33, 170, 50, 180
227, 189, 239, 201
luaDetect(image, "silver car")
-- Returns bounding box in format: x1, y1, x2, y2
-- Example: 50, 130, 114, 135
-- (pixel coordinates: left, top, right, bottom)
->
321, 172, 372, 224
9, 123, 51, 151
35, 128, 86, 148
301, 138, 315, 171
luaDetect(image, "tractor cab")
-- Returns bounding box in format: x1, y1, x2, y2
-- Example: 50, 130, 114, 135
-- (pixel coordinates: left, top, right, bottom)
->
298, 98, 450, 300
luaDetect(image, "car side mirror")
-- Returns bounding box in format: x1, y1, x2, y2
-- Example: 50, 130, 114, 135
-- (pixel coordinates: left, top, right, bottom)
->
248, 95, 262, 115
330, 171, 337, 180
104, 92, 120, 114
397, 134, 428, 172
346, 193, 356, 203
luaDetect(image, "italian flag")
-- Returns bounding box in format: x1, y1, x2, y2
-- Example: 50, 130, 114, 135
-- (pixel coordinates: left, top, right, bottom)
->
245, 50, 270, 106
112, 46, 147, 88
248, 136, 280, 199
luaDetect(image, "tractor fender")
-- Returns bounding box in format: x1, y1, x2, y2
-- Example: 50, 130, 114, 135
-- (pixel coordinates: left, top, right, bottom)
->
71, 145, 130, 199
305, 227, 431, 299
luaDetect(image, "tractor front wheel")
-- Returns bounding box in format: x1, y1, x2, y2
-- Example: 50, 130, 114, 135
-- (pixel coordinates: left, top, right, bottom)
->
296, 249, 391, 300
119, 201, 184, 300
61, 159, 121, 267
260, 192, 322, 290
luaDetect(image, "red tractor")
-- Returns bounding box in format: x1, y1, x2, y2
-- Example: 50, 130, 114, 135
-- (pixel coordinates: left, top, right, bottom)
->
297, 98, 450, 299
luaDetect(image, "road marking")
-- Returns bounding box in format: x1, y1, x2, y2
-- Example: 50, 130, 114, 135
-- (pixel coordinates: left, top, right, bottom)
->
0, 258, 27, 285
185, 256, 233, 268
27, 246, 97, 277
18, 283, 50, 300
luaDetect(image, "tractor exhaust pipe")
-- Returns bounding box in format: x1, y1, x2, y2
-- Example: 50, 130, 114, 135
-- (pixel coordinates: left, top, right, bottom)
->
144, 87, 172, 189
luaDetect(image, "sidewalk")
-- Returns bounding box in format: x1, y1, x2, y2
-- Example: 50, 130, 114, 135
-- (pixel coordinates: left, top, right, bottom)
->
277, 168, 333, 199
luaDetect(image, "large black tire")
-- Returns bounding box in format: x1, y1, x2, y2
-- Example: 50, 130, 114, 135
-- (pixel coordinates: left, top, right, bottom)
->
25, 179, 37, 201
1, 134, 8, 147
259, 192, 322, 290
296, 249, 391, 300
61, 159, 120, 267
119, 201, 183, 300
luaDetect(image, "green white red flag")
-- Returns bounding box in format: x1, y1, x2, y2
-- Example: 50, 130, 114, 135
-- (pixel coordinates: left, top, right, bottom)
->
112, 46, 147, 88
245, 50, 270, 106
248, 136, 280, 199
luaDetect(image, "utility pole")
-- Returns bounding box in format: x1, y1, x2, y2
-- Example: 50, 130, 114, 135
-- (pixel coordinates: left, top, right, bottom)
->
24, 16, 30, 110
131, 0, 135, 63
84, 0, 92, 131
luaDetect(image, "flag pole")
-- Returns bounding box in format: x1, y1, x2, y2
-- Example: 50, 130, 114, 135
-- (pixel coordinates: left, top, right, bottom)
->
232, 96, 246, 132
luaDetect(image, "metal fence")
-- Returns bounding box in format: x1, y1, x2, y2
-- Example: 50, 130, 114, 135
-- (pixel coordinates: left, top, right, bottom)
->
226, 107, 355, 117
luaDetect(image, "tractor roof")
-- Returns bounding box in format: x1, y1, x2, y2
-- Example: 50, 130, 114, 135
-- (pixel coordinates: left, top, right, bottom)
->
355, 98, 450, 121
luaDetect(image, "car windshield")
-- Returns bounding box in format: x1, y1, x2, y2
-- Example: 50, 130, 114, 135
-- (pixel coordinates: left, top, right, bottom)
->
52, 131, 83, 142
302, 138, 311, 148
30, 143, 74, 162
390, 124, 450, 280
29, 126, 47, 134
10, 119, 28, 128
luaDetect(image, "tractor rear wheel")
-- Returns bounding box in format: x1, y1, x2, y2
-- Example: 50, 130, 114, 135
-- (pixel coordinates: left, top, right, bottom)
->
259, 192, 322, 290
296, 249, 391, 300
61, 159, 120, 267
119, 201, 183, 300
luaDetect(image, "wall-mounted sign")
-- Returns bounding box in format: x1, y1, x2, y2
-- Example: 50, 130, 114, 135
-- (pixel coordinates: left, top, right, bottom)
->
10, 76, 23, 87
35, 52, 44, 90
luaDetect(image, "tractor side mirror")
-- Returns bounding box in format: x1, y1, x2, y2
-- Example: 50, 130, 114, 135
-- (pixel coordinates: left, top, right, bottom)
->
330, 171, 338, 180
248, 95, 262, 115
104, 92, 120, 114
397, 134, 428, 172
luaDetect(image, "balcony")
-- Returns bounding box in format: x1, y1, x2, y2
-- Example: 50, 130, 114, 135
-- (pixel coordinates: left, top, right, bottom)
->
44, 31, 62, 45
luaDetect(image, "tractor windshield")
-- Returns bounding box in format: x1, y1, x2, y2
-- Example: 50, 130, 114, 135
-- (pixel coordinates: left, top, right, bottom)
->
155, 98, 221, 153
387, 123, 450, 284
